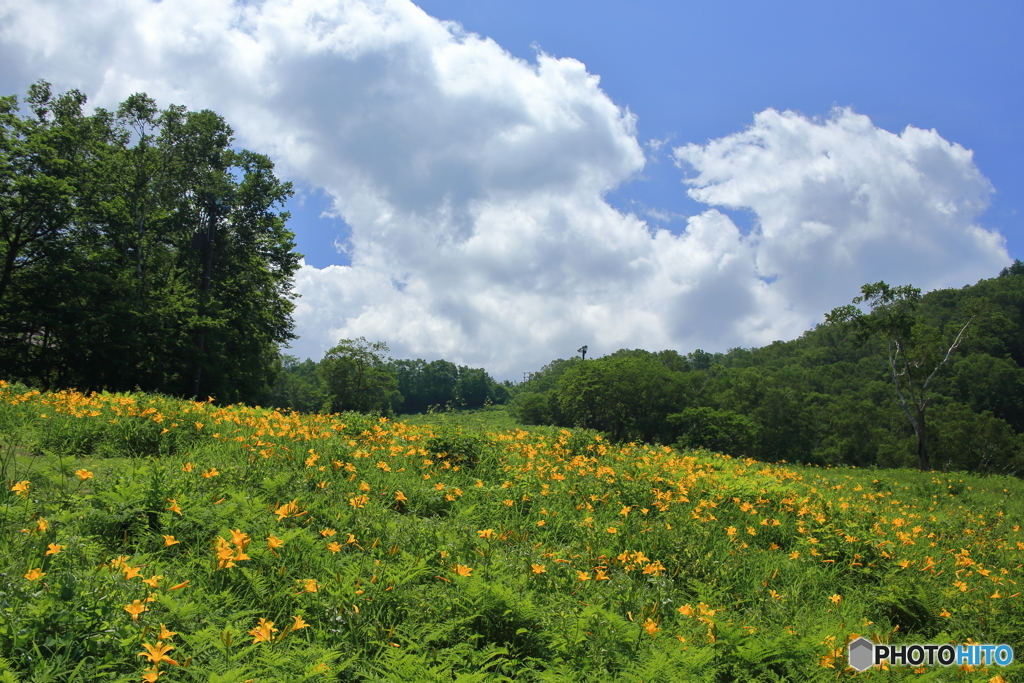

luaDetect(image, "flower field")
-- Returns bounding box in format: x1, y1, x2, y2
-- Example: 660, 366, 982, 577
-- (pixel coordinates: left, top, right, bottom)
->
1, 381, 1022, 682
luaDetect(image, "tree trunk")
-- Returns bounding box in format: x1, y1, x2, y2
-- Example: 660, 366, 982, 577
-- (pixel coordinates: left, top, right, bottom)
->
915, 408, 930, 471
190, 203, 217, 398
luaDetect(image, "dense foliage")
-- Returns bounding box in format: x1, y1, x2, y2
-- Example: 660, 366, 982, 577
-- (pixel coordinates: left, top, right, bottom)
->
269, 345, 510, 417
0, 82, 300, 404
2, 383, 1022, 681
511, 265, 1024, 476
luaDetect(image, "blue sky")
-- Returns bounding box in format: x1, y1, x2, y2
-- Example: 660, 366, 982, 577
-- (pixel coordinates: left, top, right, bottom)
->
289, 0, 1023, 268
0, 0, 1018, 377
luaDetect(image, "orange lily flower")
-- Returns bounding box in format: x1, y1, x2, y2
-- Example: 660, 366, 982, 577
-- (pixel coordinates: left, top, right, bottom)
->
137, 640, 179, 666
124, 600, 148, 621
248, 618, 278, 643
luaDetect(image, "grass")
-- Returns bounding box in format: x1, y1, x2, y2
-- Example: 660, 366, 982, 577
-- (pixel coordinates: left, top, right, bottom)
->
398, 404, 527, 433
0, 381, 1022, 682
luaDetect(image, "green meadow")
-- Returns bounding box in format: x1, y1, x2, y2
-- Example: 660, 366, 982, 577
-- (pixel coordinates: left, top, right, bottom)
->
0, 382, 1021, 682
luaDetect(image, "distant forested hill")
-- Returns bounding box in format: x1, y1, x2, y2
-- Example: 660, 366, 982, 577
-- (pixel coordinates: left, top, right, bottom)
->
509, 263, 1024, 475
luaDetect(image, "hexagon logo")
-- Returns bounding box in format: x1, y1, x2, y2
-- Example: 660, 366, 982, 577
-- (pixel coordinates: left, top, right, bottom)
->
847, 637, 875, 672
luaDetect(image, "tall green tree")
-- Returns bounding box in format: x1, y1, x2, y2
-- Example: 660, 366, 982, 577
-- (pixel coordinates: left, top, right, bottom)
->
0, 84, 104, 381
826, 282, 984, 471
320, 338, 401, 414
555, 355, 683, 442
0, 82, 300, 403
390, 358, 460, 413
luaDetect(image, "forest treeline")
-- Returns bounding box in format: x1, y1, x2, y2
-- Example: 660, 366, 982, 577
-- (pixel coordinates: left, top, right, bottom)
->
508, 263, 1024, 475
0, 82, 299, 404
269, 337, 510, 416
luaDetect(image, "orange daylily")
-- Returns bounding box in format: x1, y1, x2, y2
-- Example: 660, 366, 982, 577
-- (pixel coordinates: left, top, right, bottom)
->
124, 600, 148, 621
137, 640, 179, 666
249, 617, 278, 643
229, 529, 251, 550
274, 500, 300, 521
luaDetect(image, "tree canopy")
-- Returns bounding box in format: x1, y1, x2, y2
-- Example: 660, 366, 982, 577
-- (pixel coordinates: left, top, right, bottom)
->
269, 347, 510, 416
0, 82, 300, 403
826, 281, 986, 470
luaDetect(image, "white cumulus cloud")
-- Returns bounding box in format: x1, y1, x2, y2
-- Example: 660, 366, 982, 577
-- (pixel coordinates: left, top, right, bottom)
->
0, 1, 1010, 378
674, 108, 1007, 320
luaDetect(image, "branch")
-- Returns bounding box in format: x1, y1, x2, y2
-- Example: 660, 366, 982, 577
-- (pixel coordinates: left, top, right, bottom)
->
887, 339, 917, 429
921, 314, 977, 392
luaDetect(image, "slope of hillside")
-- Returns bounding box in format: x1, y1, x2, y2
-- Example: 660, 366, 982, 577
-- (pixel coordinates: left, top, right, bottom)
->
1, 383, 1021, 681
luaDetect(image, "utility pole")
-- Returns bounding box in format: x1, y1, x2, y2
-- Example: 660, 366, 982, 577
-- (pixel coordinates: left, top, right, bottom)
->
578, 345, 588, 360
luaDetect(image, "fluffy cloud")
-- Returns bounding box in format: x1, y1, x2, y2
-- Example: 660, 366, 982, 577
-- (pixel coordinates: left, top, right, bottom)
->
674, 108, 1007, 319
0, 0, 1010, 378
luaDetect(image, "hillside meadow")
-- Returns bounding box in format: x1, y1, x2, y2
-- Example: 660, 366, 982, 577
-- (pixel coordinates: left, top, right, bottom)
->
0, 382, 1022, 682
